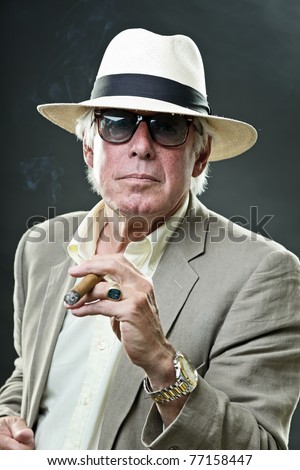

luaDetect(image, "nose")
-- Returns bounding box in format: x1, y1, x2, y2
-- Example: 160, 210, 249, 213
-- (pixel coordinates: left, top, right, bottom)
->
129, 121, 155, 160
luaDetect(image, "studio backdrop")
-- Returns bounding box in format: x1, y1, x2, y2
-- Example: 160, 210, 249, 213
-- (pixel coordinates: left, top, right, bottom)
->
1, 0, 299, 448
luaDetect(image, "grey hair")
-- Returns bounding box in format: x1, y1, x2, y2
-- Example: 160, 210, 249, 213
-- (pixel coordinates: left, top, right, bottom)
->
191, 118, 211, 196
75, 110, 213, 196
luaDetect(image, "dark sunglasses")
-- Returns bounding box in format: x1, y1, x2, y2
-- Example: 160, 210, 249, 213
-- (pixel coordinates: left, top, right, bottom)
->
94, 109, 200, 147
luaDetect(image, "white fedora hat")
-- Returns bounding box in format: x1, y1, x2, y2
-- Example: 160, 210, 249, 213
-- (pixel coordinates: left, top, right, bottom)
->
37, 28, 257, 161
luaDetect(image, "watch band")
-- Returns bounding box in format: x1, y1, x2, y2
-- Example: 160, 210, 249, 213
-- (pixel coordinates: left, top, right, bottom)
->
143, 376, 192, 403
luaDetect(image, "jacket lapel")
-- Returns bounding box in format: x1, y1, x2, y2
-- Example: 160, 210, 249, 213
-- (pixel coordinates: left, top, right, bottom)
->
99, 195, 209, 449
25, 256, 75, 427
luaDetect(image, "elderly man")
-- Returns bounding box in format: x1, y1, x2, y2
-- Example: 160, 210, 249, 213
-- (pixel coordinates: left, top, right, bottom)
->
0, 28, 299, 450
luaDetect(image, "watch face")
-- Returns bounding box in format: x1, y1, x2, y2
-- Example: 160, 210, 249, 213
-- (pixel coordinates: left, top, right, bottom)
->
178, 354, 198, 387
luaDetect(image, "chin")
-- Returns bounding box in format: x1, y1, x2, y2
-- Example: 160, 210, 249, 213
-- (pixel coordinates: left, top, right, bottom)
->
118, 196, 164, 218
103, 186, 171, 218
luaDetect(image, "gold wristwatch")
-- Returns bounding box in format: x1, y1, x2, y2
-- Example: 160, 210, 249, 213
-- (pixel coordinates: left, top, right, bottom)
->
143, 351, 198, 403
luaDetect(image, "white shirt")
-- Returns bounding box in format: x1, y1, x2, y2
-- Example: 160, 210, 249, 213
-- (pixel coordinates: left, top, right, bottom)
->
35, 195, 189, 449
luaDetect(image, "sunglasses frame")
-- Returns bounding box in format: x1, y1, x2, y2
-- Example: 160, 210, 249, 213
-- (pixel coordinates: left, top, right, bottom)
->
93, 109, 196, 147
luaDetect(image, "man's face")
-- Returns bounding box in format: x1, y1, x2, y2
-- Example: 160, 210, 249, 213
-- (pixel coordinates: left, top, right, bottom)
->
85, 112, 206, 221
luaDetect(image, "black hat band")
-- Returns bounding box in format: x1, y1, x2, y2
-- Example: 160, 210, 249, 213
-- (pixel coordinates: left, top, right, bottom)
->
91, 73, 211, 115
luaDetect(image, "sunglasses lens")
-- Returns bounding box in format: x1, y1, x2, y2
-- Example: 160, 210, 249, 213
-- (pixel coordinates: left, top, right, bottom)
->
149, 115, 190, 146
96, 110, 191, 146
99, 110, 136, 143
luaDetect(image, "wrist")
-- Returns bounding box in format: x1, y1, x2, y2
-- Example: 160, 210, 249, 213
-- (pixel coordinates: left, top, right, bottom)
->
143, 344, 176, 390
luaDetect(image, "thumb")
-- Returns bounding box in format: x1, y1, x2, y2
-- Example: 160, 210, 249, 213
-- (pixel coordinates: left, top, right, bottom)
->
11, 419, 34, 445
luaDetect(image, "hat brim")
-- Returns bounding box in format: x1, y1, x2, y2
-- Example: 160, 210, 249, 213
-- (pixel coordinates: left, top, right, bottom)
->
37, 96, 257, 162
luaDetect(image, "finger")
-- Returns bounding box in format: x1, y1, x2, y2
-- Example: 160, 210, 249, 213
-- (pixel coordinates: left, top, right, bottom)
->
64, 280, 126, 309
68, 254, 141, 284
64, 279, 109, 309
0, 433, 29, 450
92, 281, 124, 301
71, 298, 126, 317
70, 283, 156, 318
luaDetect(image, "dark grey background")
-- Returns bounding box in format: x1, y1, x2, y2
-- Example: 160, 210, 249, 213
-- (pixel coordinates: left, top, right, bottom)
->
1, 0, 299, 448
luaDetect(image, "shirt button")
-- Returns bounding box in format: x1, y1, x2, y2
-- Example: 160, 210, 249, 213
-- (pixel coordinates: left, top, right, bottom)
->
82, 397, 89, 406
98, 342, 106, 350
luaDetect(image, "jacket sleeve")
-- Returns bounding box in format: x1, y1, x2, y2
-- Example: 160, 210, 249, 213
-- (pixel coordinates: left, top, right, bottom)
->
0, 231, 28, 417
142, 249, 300, 449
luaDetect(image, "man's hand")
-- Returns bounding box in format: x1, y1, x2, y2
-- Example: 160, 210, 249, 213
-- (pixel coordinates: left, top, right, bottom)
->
0, 416, 35, 450
65, 254, 176, 384
65, 253, 189, 428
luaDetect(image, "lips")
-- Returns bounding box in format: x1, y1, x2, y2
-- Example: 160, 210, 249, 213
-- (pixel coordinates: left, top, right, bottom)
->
119, 173, 159, 182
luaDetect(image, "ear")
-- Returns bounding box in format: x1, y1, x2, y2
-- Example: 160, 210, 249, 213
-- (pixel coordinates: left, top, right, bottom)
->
192, 136, 212, 177
83, 140, 94, 167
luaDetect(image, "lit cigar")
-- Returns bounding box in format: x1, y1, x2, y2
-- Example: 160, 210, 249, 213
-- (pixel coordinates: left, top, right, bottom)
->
64, 273, 102, 305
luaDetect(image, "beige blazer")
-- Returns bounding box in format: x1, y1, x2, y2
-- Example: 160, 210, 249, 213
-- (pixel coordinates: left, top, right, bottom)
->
0, 194, 300, 449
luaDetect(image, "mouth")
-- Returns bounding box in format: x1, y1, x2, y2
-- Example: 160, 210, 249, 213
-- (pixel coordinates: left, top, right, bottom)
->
119, 173, 159, 182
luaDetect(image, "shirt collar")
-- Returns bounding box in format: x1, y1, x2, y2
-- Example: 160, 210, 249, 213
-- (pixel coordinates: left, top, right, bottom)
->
67, 194, 189, 266
67, 199, 105, 265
